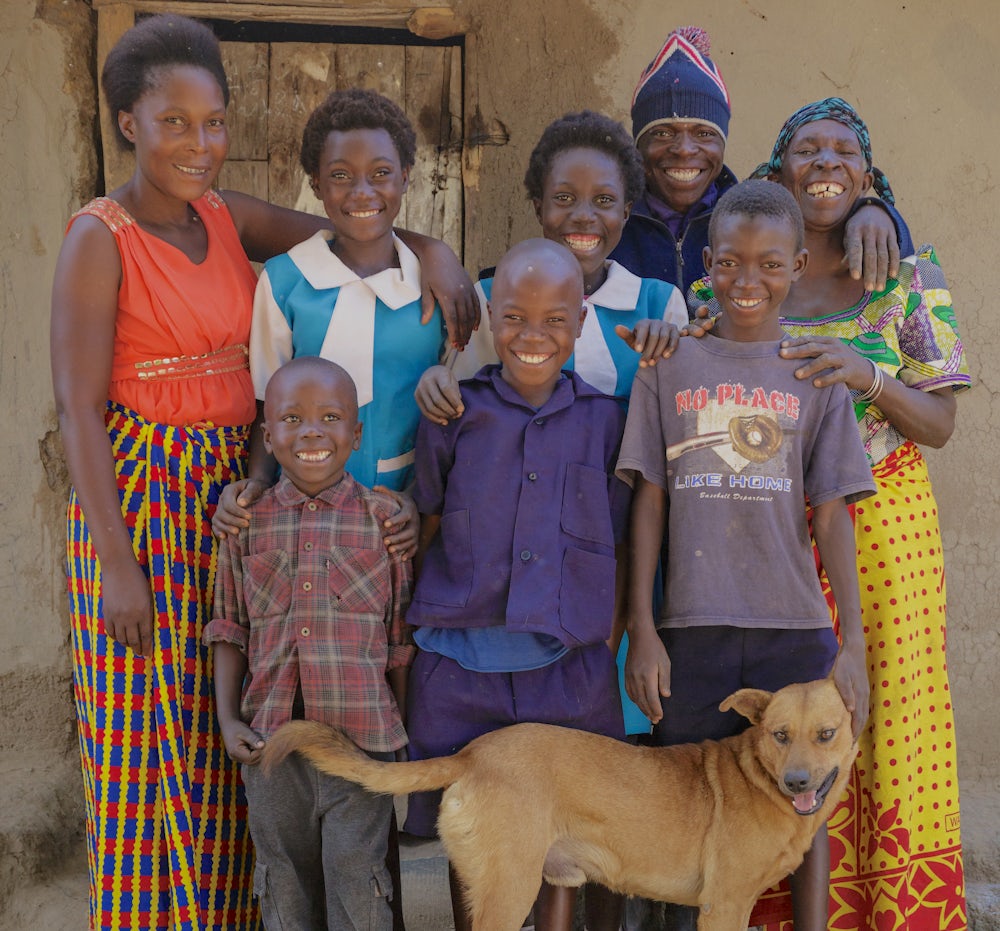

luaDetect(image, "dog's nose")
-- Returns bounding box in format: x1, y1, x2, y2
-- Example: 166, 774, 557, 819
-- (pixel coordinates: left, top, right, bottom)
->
784, 770, 811, 794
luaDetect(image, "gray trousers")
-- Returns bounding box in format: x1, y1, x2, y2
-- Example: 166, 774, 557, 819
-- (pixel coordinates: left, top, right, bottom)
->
243, 752, 395, 931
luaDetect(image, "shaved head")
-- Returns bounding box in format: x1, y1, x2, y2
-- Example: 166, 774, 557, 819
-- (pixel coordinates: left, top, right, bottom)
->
264, 356, 358, 422
492, 238, 584, 308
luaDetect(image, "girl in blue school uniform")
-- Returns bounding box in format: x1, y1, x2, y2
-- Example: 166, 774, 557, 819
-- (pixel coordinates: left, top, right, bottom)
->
212, 87, 447, 931
415, 109, 688, 417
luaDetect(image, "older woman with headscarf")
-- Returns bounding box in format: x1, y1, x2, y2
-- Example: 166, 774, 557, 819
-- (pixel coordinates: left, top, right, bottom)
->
690, 96, 970, 931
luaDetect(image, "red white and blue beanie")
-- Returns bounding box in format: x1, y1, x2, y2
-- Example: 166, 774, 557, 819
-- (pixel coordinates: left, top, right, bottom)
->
630, 27, 731, 143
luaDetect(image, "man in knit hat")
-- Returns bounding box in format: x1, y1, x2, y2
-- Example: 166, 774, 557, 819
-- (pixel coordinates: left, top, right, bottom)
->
610, 26, 910, 297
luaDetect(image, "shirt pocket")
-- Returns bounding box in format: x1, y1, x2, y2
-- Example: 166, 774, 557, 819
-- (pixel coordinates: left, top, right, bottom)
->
416, 508, 474, 607
328, 545, 391, 618
241, 549, 292, 619
559, 546, 616, 646
560, 462, 614, 547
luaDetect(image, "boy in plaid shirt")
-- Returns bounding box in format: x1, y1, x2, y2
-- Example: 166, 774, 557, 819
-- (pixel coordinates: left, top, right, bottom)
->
205, 355, 413, 930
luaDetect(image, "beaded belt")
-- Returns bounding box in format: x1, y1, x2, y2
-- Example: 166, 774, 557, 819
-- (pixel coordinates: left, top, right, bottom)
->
133, 343, 249, 382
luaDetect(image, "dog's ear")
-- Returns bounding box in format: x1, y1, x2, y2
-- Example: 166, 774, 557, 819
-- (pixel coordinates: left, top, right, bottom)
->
720, 688, 773, 724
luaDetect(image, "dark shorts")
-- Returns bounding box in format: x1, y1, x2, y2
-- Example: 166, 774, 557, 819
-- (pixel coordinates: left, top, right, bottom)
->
648, 625, 839, 747
403, 643, 625, 836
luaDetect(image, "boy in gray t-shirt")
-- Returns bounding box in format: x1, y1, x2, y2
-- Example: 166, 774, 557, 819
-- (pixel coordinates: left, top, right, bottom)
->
615, 180, 875, 930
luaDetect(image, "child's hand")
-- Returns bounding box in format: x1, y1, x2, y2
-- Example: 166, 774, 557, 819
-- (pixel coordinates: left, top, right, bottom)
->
614, 320, 680, 367
415, 365, 465, 425
220, 719, 266, 766
374, 488, 419, 560
680, 305, 718, 339
212, 478, 268, 539
831, 642, 870, 742
624, 624, 671, 724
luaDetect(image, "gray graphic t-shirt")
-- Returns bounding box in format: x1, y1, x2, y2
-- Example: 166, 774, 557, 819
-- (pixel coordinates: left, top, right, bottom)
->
616, 333, 875, 630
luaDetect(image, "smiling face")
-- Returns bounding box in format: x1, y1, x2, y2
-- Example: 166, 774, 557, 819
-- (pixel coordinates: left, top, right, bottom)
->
637, 120, 725, 213
704, 212, 808, 342
311, 127, 409, 261
118, 64, 228, 203
533, 147, 630, 290
488, 242, 585, 408
776, 119, 873, 233
262, 362, 363, 497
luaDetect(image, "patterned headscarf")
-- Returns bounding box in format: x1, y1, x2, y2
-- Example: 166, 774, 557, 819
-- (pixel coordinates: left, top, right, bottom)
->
750, 97, 894, 204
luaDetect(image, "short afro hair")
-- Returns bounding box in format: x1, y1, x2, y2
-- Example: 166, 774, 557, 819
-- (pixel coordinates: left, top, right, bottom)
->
523, 111, 645, 205
299, 88, 417, 176
101, 14, 229, 151
709, 179, 805, 251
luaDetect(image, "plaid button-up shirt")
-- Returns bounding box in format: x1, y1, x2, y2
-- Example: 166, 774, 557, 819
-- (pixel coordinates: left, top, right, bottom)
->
206, 473, 414, 752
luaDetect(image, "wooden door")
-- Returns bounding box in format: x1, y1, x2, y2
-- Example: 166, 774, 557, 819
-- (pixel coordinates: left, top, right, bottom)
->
218, 41, 464, 257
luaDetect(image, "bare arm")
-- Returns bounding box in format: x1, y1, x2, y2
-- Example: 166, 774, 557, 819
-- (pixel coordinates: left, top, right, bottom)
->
812, 498, 870, 740
51, 216, 154, 656
212, 640, 265, 764
624, 477, 671, 723
780, 338, 957, 448
394, 229, 478, 348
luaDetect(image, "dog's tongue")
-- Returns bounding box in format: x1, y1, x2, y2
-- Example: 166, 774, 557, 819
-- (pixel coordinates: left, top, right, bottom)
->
793, 790, 817, 813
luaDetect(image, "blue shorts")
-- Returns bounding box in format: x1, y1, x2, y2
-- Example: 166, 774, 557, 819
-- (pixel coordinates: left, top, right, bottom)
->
403, 643, 625, 836
649, 626, 839, 747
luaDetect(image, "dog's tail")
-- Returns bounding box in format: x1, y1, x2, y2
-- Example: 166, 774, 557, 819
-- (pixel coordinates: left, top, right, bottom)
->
263, 720, 466, 795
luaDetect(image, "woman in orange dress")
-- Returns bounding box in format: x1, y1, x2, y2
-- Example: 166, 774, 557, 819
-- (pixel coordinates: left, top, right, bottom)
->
51, 15, 472, 930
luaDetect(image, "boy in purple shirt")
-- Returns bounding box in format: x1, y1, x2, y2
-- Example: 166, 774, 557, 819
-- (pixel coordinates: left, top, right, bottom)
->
404, 239, 630, 931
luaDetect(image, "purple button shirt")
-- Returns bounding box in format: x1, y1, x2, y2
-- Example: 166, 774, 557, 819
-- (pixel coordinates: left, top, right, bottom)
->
408, 366, 630, 648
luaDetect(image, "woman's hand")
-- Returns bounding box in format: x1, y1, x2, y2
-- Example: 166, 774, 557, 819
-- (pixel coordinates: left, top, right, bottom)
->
414, 365, 465, 425
212, 478, 269, 539
779, 336, 873, 391
843, 202, 900, 293
395, 232, 478, 348
374, 488, 419, 560
101, 557, 155, 656
614, 320, 680, 366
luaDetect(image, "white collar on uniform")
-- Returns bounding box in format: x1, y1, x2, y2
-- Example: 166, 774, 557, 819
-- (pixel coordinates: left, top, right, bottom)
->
575, 260, 642, 394
586, 260, 642, 310
287, 230, 422, 309
287, 230, 423, 407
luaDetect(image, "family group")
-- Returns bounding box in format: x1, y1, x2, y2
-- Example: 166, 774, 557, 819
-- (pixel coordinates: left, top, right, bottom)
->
51, 12, 969, 931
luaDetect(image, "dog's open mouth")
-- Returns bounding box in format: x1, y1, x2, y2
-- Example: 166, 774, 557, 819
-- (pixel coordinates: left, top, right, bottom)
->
792, 767, 839, 816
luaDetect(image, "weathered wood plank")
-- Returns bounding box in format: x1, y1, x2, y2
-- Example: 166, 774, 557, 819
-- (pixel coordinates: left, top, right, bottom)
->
216, 160, 269, 201
96, 3, 136, 192
221, 42, 269, 161
92, 1, 425, 29
402, 45, 463, 255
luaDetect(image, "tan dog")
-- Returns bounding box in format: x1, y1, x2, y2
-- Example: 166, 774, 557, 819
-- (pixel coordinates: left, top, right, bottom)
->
264, 677, 856, 931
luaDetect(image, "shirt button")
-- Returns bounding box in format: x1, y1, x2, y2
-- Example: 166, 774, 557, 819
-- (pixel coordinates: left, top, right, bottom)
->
520, 549, 531, 561
528, 471, 538, 481
534, 418, 545, 426
300, 626, 310, 637
307, 502, 318, 511
303, 542, 313, 551
302, 581, 312, 591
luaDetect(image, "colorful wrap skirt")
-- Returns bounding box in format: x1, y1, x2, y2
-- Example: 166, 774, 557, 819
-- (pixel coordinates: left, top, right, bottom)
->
67, 403, 258, 931
751, 441, 966, 930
